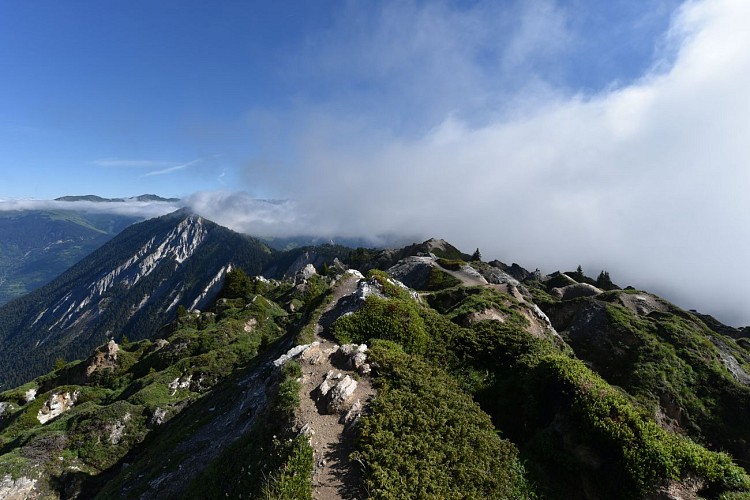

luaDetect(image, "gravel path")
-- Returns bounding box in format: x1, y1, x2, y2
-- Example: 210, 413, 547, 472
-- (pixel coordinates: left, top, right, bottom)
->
297, 274, 375, 500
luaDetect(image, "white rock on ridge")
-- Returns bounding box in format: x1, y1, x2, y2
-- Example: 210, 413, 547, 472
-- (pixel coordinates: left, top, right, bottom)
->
168, 375, 193, 396
37, 390, 80, 424
23, 388, 37, 404
345, 269, 365, 280
151, 407, 168, 426
0, 474, 38, 500
108, 413, 131, 445
295, 263, 318, 284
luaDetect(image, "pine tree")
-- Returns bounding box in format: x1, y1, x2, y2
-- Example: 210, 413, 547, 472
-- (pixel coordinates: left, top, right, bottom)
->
471, 248, 482, 261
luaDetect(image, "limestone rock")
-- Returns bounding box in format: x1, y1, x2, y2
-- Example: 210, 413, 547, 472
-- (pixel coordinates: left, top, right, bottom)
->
86, 339, 119, 377
337, 344, 369, 371
317, 371, 359, 414
37, 390, 80, 424
387, 256, 434, 289
274, 342, 319, 367
168, 374, 193, 395
107, 412, 131, 445
0, 474, 38, 500
150, 407, 167, 426
295, 263, 318, 284
23, 388, 37, 404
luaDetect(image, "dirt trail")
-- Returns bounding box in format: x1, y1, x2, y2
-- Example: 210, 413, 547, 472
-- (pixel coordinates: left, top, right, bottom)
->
297, 274, 375, 500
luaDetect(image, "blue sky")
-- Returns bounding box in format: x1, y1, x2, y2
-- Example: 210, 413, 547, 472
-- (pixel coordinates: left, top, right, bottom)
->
2, 0, 750, 326
2, 0, 678, 199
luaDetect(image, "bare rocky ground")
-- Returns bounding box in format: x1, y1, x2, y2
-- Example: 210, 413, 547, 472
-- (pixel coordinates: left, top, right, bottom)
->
295, 274, 376, 500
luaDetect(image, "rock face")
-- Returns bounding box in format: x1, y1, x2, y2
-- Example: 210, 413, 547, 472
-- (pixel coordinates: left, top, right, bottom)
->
0, 210, 276, 388
37, 390, 80, 424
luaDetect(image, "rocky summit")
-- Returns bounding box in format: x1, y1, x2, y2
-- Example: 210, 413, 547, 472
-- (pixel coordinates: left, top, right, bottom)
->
0, 220, 749, 499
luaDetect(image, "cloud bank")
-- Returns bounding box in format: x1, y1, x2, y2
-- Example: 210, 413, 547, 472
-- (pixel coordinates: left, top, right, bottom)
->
0, 198, 181, 219
190, 0, 750, 326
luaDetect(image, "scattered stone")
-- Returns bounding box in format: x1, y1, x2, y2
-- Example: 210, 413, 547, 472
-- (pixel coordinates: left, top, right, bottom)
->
298, 423, 314, 437
37, 390, 80, 424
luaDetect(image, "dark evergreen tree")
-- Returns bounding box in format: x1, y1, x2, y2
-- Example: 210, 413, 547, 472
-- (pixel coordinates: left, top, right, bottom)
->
471, 248, 482, 261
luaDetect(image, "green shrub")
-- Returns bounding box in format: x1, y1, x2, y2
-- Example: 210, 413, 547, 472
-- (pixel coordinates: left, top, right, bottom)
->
356, 341, 533, 499
331, 296, 429, 355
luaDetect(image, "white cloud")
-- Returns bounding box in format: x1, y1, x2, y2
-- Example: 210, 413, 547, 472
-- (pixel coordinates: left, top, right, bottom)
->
232, 0, 750, 325
0, 198, 181, 219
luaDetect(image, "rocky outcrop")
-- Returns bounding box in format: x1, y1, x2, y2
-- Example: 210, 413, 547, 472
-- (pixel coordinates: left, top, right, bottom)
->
86, 340, 119, 377
0, 402, 14, 419
295, 263, 318, 284
37, 390, 80, 424
387, 256, 434, 289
